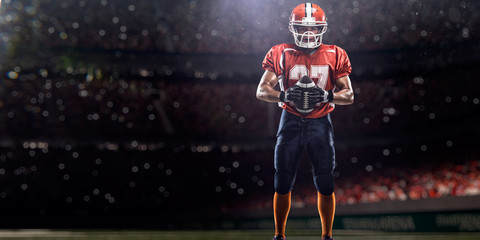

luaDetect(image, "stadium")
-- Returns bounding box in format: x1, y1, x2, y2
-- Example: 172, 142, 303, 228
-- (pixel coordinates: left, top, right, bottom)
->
0, 0, 479, 239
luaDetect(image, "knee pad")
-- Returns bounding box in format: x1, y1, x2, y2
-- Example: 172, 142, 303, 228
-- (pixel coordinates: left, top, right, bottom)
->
274, 170, 297, 195
313, 172, 334, 195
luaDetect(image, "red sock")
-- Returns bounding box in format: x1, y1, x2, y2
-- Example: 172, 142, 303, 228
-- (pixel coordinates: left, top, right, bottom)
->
318, 192, 336, 238
273, 192, 291, 238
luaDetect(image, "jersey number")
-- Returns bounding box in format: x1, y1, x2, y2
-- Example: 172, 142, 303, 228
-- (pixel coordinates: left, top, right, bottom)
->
289, 65, 329, 89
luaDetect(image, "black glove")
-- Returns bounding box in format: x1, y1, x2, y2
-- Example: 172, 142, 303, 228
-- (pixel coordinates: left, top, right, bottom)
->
309, 87, 334, 104
280, 85, 302, 102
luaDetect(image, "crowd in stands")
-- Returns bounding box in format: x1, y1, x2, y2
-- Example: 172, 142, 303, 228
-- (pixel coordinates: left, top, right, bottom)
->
1, 62, 477, 143
0, 0, 478, 55
1, 135, 479, 218
0, 71, 270, 141
0, 0, 479, 222
297, 158, 480, 209
0, 65, 478, 217
242, 157, 480, 212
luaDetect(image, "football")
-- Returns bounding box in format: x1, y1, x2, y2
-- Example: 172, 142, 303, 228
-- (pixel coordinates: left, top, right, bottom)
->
293, 76, 317, 115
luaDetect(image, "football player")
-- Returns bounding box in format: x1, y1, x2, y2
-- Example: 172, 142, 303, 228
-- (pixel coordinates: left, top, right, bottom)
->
256, 3, 354, 240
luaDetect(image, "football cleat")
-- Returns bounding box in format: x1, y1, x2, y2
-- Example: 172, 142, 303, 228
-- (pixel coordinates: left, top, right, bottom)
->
272, 235, 286, 240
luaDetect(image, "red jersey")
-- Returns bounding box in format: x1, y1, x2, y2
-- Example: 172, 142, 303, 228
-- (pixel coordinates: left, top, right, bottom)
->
262, 43, 352, 118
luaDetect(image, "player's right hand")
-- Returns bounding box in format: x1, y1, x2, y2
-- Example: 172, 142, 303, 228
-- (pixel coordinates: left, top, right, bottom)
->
281, 85, 302, 102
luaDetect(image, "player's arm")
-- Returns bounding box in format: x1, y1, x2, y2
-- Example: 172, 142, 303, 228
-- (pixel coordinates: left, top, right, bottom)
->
332, 75, 354, 105
256, 70, 282, 103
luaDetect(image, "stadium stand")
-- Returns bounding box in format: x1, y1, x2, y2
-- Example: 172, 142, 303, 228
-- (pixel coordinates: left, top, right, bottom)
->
0, 0, 479, 228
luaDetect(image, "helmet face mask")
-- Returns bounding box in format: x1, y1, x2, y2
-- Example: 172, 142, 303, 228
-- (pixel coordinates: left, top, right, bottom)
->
289, 3, 328, 49
290, 24, 327, 49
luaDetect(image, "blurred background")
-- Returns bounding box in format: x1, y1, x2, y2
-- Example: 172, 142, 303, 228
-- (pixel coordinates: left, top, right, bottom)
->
0, 0, 479, 231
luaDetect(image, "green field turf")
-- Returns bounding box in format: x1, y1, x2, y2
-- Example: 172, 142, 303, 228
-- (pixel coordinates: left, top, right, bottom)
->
0, 229, 479, 240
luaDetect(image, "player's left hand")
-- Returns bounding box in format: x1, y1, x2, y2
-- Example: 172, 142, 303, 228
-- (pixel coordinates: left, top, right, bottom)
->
309, 87, 327, 104
310, 87, 334, 105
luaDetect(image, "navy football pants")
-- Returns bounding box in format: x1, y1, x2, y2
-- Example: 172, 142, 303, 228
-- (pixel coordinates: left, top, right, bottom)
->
274, 110, 335, 195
